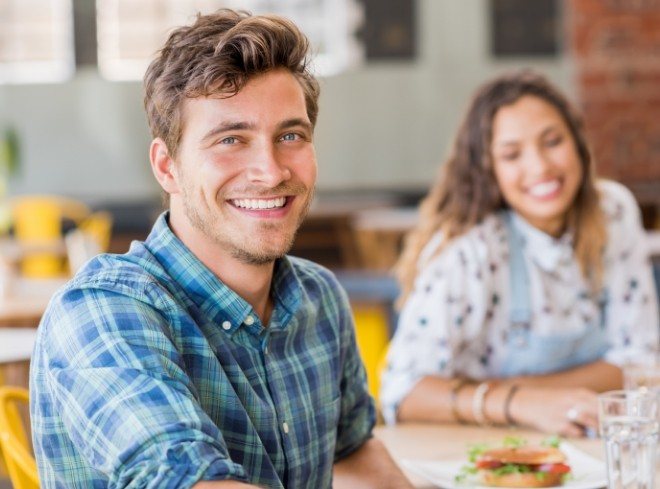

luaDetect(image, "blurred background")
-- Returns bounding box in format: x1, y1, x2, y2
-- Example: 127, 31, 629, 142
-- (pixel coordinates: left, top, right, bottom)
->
0, 0, 659, 272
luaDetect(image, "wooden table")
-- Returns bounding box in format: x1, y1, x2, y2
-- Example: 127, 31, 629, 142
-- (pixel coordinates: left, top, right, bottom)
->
0, 277, 67, 327
351, 207, 418, 271
0, 327, 38, 388
0, 328, 38, 363
374, 423, 608, 488
0, 277, 65, 388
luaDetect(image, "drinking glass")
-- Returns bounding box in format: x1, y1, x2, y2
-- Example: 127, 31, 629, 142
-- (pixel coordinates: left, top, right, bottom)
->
624, 358, 660, 397
598, 390, 659, 489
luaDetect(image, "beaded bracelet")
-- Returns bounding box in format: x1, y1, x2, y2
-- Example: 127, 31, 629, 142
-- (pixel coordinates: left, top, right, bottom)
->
472, 382, 492, 426
449, 378, 470, 424
503, 384, 520, 426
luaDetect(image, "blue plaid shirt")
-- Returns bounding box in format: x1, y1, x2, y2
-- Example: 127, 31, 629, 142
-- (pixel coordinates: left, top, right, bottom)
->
30, 213, 375, 488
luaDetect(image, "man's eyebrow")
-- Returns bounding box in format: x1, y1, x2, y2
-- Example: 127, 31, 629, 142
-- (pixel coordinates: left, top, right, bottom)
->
278, 118, 312, 132
201, 121, 255, 142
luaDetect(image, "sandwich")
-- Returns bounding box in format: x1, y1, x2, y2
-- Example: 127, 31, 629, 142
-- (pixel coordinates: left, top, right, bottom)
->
474, 445, 571, 487
455, 437, 572, 487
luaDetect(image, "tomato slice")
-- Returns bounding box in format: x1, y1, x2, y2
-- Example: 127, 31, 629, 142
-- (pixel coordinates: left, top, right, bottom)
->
475, 460, 504, 469
536, 463, 571, 474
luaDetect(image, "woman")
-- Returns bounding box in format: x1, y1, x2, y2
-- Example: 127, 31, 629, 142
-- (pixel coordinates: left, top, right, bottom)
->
380, 70, 659, 436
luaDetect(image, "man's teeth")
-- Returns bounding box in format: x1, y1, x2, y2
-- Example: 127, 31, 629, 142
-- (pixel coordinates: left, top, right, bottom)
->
528, 180, 560, 197
232, 197, 287, 210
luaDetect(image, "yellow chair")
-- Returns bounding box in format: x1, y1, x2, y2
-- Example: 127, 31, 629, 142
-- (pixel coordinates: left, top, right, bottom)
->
0, 386, 39, 489
374, 343, 391, 421
78, 211, 113, 252
11, 196, 90, 278
352, 305, 390, 401
65, 211, 114, 273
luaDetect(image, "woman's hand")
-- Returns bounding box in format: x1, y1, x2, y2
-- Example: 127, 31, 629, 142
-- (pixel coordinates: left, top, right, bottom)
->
510, 386, 599, 437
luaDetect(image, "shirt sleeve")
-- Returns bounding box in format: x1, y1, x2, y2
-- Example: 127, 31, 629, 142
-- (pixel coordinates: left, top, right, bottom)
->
39, 281, 249, 489
601, 182, 660, 366
379, 231, 495, 425
330, 280, 376, 461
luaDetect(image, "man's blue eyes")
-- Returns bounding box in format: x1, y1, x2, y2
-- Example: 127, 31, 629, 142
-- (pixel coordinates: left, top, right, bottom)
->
218, 133, 301, 145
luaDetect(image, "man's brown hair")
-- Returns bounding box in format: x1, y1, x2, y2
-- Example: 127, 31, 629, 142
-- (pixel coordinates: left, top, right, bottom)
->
144, 9, 320, 158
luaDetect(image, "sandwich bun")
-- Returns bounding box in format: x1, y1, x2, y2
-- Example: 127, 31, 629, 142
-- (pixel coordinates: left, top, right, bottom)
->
479, 446, 566, 465
480, 470, 564, 488
477, 446, 569, 487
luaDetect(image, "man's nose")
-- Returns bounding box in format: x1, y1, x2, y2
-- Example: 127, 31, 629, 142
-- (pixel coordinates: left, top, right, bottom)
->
246, 143, 291, 187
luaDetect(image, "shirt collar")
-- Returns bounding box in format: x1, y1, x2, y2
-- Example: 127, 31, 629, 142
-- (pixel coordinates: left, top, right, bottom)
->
509, 211, 574, 272
144, 212, 301, 334
270, 257, 302, 331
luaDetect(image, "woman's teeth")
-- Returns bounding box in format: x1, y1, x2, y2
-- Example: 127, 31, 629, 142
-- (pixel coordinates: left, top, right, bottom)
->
528, 180, 560, 197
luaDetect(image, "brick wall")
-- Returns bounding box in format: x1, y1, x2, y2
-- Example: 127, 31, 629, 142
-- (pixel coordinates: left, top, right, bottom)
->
567, 0, 660, 225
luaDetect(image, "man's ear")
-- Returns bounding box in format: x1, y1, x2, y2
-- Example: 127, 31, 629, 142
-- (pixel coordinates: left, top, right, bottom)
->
150, 138, 180, 194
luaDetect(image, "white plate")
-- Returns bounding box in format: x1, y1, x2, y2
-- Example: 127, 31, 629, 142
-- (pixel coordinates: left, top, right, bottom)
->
402, 442, 607, 489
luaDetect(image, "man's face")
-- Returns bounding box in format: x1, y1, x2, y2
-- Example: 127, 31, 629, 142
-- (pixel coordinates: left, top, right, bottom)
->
167, 69, 317, 265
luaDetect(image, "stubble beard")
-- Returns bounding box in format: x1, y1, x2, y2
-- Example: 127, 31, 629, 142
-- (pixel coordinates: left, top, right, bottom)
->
182, 184, 315, 266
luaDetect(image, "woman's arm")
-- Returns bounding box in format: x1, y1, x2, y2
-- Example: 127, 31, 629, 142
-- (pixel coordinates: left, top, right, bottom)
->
508, 359, 622, 391
397, 359, 619, 437
380, 227, 497, 425
397, 376, 516, 426
598, 182, 659, 366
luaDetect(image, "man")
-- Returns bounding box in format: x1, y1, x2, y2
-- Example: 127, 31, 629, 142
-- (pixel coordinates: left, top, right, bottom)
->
30, 9, 414, 489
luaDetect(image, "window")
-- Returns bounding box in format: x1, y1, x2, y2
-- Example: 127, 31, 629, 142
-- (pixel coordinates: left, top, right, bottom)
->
96, 0, 362, 81
0, 0, 75, 83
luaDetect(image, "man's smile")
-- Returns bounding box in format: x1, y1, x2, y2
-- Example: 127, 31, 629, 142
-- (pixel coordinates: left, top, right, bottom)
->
230, 196, 288, 210
226, 195, 297, 218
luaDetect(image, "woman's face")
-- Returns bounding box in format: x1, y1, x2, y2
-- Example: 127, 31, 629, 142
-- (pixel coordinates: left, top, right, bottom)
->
490, 95, 583, 237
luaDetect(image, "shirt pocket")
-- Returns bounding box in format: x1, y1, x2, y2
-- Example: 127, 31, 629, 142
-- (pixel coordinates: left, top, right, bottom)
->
288, 395, 340, 481
312, 396, 341, 484
315, 395, 341, 441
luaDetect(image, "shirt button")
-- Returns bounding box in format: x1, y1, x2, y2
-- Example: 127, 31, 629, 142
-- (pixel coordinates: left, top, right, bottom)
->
221, 321, 231, 330
282, 422, 289, 434
244, 315, 255, 326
